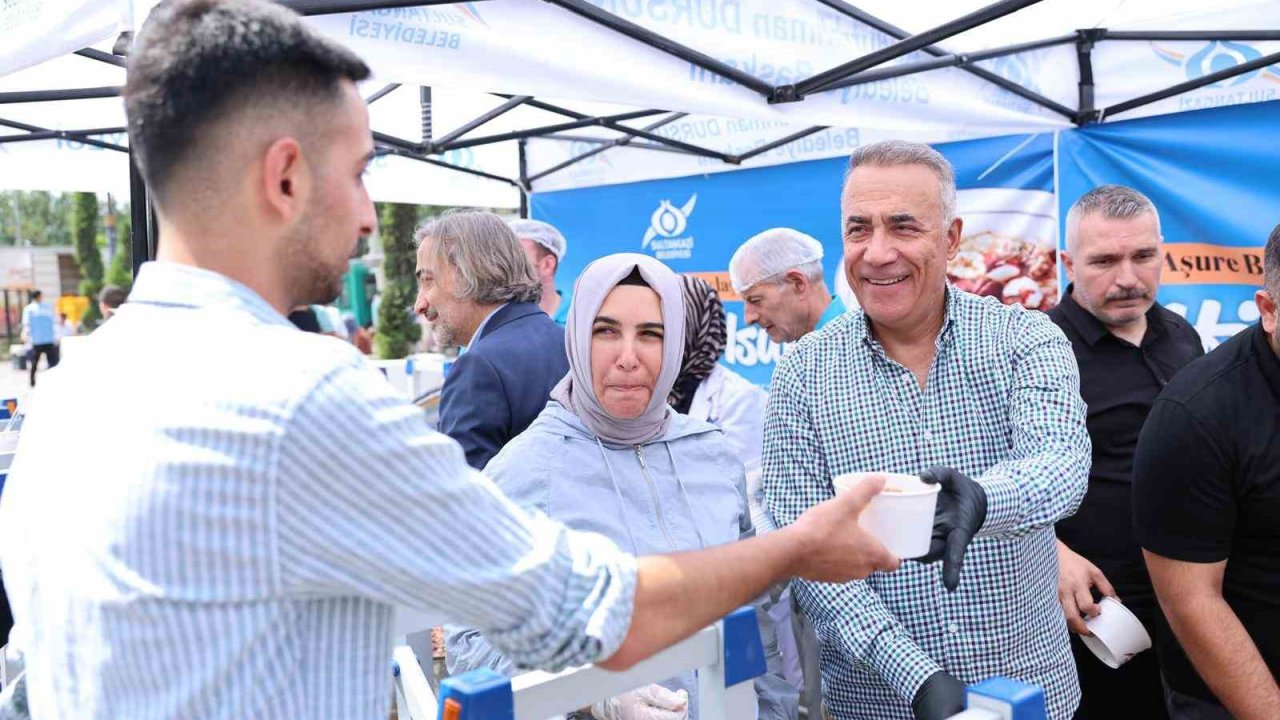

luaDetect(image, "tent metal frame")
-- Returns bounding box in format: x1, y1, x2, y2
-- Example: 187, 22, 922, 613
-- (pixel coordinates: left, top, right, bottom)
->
0, 0, 1277, 272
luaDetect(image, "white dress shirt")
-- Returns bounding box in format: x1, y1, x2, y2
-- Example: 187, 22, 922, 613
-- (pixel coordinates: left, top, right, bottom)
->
0, 261, 636, 720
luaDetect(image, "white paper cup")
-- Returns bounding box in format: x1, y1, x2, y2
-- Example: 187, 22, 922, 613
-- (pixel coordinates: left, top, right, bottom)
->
1080, 597, 1152, 669
833, 472, 940, 559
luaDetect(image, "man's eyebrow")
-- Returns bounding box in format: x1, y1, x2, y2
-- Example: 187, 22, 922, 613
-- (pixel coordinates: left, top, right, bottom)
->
888, 213, 918, 223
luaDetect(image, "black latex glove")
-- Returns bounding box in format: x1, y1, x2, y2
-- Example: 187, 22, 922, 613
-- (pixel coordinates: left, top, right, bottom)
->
912, 671, 966, 720
919, 466, 988, 592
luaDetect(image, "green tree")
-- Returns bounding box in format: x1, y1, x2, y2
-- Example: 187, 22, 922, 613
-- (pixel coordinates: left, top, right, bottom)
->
0, 190, 73, 246
72, 192, 105, 329
104, 198, 134, 292
374, 201, 422, 359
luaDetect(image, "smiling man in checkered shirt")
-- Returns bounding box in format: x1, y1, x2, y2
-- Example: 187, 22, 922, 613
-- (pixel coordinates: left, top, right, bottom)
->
763, 140, 1090, 720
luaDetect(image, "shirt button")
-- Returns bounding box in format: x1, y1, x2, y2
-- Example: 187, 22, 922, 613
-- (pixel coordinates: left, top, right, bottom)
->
948, 623, 959, 634
923, 431, 933, 441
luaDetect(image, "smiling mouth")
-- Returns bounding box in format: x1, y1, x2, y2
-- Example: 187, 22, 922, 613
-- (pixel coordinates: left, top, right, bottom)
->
865, 275, 908, 286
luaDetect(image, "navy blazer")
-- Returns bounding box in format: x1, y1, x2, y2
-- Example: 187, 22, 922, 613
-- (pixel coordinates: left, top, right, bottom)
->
438, 302, 569, 470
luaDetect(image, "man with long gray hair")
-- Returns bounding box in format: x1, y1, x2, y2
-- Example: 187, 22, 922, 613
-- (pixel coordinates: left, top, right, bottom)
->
763, 140, 1089, 719
414, 210, 569, 469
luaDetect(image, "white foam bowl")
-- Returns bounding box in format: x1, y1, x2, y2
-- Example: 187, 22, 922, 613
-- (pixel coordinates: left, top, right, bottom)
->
1081, 597, 1152, 669
833, 472, 939, 559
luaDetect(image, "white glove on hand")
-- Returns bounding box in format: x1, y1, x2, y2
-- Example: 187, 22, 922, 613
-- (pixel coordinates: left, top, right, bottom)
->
590, 684, 689, 720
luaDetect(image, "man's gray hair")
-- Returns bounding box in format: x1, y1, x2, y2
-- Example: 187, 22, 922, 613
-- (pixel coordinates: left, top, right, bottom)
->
416, 210, 541, 305
846, 140, 957, 223
1265, 223, 1280, 297
1065, 185, 1162, 254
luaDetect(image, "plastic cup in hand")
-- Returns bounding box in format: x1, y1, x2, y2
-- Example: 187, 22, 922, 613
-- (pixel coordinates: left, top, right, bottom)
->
1081, 597, 1152, 668
833, 472, 939, 559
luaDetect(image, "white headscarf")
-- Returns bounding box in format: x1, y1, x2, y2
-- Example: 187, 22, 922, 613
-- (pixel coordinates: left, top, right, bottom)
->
550, 253, 686, 446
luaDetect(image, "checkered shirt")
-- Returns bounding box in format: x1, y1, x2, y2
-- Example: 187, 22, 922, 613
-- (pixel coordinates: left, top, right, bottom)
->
763, 288, 1089, 720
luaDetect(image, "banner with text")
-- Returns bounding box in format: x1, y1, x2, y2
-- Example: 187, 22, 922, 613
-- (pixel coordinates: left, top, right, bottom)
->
1057, 99, 1280, 350
533, 131, 1055, 386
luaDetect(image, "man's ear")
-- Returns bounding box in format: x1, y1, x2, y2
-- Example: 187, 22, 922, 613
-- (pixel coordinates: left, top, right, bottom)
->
946, 217, 963, 260
1257, 288, 1278, 337
1062, 251, 1076, 284
785, 269, 810, 295
261, 136, 309, 223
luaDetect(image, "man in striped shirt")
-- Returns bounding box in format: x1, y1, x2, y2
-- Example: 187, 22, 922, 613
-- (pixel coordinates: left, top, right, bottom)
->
0, 2, 900, 719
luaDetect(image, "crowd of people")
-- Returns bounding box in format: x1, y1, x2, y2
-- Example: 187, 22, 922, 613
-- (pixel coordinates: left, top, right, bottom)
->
0, 2, 1276, 720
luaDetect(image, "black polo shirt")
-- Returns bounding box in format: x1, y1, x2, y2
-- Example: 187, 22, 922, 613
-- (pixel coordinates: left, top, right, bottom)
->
1048, 286, 1204, 603
1133, 322, 1280, 702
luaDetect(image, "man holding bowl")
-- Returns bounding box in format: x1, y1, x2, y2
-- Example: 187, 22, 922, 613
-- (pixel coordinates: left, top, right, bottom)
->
763, 140, 1090, 720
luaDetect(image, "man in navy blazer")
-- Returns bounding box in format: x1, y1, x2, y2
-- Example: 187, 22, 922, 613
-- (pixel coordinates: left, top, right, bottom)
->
414, 211, 569, 470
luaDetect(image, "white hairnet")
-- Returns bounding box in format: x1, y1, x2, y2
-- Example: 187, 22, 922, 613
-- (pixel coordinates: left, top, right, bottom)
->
508, 219, 567, 261
728, 228, 825, 293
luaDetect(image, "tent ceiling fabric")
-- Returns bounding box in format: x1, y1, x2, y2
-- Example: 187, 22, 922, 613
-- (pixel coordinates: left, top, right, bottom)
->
1, 0, 1278, 200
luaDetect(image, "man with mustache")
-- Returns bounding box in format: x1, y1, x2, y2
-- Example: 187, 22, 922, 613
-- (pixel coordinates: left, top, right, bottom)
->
1132, 224, 1280, 719
1048, 185, 1203, 718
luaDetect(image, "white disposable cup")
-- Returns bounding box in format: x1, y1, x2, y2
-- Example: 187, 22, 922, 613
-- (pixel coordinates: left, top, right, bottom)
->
1080, 597, 1152, 669
833, 472, 939, 559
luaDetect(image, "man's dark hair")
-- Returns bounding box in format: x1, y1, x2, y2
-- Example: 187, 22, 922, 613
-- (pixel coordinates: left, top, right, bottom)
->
99, 285, 128, 309
124, 0, 370, 199
1266, 223, 1280, 297
30, 290, 42, 301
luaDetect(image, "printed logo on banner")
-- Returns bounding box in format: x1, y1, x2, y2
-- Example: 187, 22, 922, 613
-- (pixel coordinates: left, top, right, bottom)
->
979, 53, 1045, 112
439, 148, 476, 169
1153, 41, 1280, 110
641, 194, 697, 260
346, 3, 484, 49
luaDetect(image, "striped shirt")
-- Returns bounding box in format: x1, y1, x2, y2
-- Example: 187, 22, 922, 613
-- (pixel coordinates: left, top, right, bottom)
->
0, 261, 636, 720
763, 288, 1089, 720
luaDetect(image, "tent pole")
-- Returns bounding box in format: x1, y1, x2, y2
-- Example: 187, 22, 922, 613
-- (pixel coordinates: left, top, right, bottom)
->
1074, 29, 1102, 125
74, 48, 127, 68
433, 109, 666, 151
733, 126, 828, 163
0, 87, 121, 104
788, 0, 1047, 98
518, 139, 529, 219
540, 134, 693, 155
419, 86, 433, 146
528, 113, 689, 183
0, 117, 128, 153
128, 154, 154, 278
430, 95, 532, 151
820, 33, 1076, 92
1102, 30, 1280, 41
364, 83, 400, 104
283, 0, 481, 15
374, 147, 523, 188
809, 0, 1072, 118
1102, 48, 1280, 119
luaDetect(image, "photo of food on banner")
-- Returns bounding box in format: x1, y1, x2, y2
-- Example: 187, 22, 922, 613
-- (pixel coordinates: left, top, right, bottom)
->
946, 190, 1059, 311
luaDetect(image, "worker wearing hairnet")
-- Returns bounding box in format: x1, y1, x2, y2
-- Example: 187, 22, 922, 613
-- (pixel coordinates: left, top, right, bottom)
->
728, 228, 845, 344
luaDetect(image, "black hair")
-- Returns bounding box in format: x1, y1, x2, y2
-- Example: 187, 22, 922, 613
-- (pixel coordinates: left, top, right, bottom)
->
99, 285, 128, 309
616, 267, 651, 288
124, 0, 370, 198
30, 290, 42, 301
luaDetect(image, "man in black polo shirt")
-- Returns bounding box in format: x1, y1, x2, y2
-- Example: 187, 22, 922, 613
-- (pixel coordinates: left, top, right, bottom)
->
1133, 224, 1280, 719
1049, 185, 1203, 719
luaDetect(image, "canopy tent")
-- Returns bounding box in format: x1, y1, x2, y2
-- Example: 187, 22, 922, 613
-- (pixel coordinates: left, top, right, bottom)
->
1, 0, 1279, 263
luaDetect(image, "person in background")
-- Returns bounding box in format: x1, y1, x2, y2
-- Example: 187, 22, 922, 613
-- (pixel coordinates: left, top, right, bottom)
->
670, 274, 803, 693
415, 211, 569, 469
511, 218, 572, 325
764, 140, 1090, 720
55, 313, 78, 341
1133, 223, 1280, 720
447, 254, 797, 720
1048, 185, 1202, 720
98, 285, 127, 321
729, 228, 843, 343
287, 305, 324, 333
20, 290, 58, 387
0, 3, 902, 718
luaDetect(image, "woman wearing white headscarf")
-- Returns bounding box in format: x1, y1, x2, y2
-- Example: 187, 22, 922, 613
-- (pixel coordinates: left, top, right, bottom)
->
445, 254, 797, 720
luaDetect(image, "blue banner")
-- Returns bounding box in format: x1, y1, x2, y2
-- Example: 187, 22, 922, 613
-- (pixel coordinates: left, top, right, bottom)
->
1057, 99, 1280, 349
533, 132, 1056, 386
